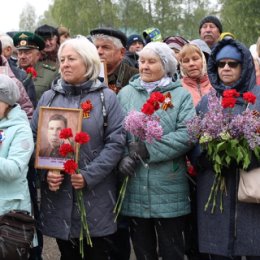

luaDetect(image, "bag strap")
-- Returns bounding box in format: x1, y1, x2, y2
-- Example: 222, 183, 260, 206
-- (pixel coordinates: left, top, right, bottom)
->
99, 88, 108, 128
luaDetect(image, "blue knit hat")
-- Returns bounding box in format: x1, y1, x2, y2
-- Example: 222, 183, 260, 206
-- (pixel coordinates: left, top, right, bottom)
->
216, 45, 242, 62
126, 34, 144, 49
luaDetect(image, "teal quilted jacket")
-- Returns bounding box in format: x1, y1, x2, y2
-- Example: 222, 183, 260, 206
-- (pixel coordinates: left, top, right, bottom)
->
117, 76, 196, 218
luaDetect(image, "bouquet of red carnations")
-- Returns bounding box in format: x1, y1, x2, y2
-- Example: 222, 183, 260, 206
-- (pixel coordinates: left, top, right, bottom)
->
58, 128, 92, 257
186, 89, 260, 213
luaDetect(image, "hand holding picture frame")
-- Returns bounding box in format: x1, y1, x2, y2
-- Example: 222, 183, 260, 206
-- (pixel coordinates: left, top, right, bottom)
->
35, 107, 83, 170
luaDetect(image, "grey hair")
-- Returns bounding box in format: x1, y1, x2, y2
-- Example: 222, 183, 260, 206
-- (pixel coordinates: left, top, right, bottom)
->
0, 34, 14, 48
58, 37, 101, 81
91, 34, 124, 49
138, 42, 177, 77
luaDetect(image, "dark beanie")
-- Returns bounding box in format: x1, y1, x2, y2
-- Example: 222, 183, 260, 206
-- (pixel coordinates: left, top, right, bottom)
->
199, 16, 223, 33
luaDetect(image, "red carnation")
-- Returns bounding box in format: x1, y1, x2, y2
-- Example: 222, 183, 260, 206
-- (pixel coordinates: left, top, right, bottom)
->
75, 132, 90, 144
59, 143, 74, 157
243, 92, 256, 104
223, 89, 240, 98
150, 92, 165, 103
147, 98, 160, 110
26, 67, 37, 78
59, 128, 73, 139
81, 100, 93, 111
141, 102, 155, 115
222, 97, 236, 108
63, 159, 78, 175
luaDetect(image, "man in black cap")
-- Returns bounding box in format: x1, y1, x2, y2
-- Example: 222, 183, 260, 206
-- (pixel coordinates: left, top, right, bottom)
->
35, 24, 59, 60
199, 15, 223, 49
124, 34, 144, 68
91, 28, 138, 94
33, 24, 60, 101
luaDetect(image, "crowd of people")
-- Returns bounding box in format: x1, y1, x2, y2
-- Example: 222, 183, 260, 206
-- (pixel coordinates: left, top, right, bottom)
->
0, 14, 260, 260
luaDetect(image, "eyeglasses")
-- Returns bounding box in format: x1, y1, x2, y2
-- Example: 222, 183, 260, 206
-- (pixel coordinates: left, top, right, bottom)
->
217, 61, 240, 68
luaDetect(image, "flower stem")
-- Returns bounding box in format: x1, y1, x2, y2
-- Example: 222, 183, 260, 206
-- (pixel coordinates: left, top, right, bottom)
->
76, 189, 93, 258
204, 172, 221, 213
113, 176, 129, 222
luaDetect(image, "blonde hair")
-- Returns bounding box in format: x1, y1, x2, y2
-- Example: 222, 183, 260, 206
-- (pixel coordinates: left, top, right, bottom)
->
58, 37, 101, 81
179, 43, 207, 77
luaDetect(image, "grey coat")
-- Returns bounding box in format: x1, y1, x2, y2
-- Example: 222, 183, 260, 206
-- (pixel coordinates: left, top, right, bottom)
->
31, 78, 125, 240
195, 39, 260, 257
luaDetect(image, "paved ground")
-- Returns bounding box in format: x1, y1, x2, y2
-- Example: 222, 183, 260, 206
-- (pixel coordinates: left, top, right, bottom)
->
42, 236, 246, 260
42, 236, 60, 260
42, 236, 137, 260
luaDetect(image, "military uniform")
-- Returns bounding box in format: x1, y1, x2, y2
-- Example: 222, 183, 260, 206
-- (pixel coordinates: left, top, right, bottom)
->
34, 60, 59, 101
13, 31, 49, 104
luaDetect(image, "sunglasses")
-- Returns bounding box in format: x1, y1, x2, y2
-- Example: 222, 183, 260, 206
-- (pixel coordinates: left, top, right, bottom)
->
217, 61, 241, 68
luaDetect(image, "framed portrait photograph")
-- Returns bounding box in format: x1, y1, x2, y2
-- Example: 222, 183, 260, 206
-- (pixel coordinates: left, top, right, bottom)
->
35, 107, 83, 170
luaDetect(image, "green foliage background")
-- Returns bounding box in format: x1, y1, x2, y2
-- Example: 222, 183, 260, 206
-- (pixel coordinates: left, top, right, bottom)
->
19, 0, 260, 46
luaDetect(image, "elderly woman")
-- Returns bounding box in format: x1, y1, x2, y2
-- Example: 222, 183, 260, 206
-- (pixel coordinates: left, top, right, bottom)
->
179, 43, 212, 107
117, 42, 195, 260
195, 38, 260, 260
30, 37, 125, 259
179, 42, 212, 260
0, 75, 34, 259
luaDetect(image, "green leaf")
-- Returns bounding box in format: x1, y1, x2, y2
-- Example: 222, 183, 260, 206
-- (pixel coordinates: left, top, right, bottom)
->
216, 141, 226, 152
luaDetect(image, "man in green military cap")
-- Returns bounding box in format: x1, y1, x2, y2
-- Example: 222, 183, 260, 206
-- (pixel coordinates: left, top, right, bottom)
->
13, 31, 45, 107
14, 31, 45, 70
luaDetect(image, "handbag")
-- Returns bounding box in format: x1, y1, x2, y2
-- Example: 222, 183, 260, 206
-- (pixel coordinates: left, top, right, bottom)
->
0, 210, 35, 260
238, 167, 260, 203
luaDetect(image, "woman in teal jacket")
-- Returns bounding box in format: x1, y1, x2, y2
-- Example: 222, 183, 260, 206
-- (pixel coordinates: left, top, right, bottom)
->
0, 74, 34, 258
117, 42, 195, 260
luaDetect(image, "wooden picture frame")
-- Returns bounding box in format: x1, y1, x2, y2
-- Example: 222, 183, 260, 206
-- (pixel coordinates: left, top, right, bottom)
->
35, 107, 83, 170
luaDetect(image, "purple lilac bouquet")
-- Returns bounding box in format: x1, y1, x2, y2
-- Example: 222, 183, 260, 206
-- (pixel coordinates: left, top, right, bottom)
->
186, 89, 260, 213
114, 92, 166, 220
124, 110, 163, 143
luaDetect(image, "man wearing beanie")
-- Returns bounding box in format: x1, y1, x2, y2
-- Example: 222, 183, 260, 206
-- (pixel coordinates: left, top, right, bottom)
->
124, 34, 144, 68
199, 15, 223, 49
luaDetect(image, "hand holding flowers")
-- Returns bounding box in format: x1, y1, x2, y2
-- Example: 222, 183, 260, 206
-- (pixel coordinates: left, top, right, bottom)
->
58, 128, 92, 257
114, 92, 167, 220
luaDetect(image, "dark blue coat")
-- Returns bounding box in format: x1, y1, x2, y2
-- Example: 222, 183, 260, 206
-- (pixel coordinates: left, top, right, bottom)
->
196, 39, 260, 257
